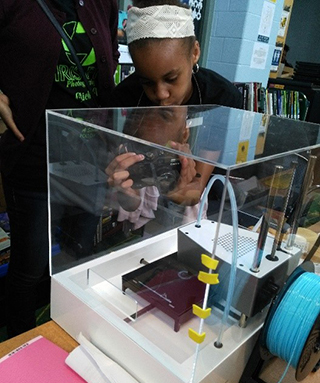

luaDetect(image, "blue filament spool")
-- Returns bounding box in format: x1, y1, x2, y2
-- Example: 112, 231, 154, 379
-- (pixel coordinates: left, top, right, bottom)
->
261, 263, 320, 381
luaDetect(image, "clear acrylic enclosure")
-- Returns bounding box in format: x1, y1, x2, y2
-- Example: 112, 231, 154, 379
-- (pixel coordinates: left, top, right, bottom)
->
47, 105, 320, 383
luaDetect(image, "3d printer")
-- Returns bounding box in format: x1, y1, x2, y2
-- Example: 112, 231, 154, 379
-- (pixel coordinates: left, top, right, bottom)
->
48, 105, 320, 383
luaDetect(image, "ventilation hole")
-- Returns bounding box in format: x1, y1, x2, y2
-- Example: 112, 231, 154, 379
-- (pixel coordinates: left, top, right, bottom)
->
216, 232, 257, 258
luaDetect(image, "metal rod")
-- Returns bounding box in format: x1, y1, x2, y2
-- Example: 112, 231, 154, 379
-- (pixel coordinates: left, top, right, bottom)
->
251, 165, 283, 272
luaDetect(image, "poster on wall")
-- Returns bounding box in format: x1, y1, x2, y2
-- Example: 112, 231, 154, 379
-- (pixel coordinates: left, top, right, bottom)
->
269, 1, 293, 78
250, 42, 269, 70
277, 9, 290, 37
270, 46, 283, 72
257, 1, 275, 44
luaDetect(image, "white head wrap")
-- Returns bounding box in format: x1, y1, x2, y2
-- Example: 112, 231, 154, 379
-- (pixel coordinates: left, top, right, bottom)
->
126, 5, 195, 45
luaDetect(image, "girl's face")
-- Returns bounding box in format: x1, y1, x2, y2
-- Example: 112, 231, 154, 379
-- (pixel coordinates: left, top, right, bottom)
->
130, 39, 200, 106
129, 107, 189, 145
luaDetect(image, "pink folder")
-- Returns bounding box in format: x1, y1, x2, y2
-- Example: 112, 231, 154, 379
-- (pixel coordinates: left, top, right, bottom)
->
0, 335, 86, 382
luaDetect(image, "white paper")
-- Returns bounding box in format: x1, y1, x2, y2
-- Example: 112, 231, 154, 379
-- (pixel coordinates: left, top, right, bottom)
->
250, 42, 269, 70
257, 1, 275, 43
65, 333, 139, 383
240, 112, 254, 141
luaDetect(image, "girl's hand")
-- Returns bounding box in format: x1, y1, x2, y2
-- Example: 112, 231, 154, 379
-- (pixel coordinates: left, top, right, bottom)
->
166, 141, 202, 205
105, 151, 145, 211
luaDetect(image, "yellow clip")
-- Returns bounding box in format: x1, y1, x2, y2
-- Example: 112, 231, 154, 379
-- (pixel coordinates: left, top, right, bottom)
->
201, 254, 219, 270
198, 271, 219, 285
192, 304, 211, 319
188, 328, 206, 344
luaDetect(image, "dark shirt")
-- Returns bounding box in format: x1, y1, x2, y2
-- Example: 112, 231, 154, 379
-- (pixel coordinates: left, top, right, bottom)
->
18, 1, 101, 189
110, 67, 243, 108
0, 0, 119, 186
47, 0, 99, 110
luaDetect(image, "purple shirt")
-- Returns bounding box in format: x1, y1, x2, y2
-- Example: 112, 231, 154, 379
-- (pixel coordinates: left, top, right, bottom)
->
0, 0, 119, 179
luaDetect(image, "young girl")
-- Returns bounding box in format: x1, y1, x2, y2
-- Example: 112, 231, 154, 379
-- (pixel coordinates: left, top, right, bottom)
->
111, 0, 242, 109
107, 1, 241, 228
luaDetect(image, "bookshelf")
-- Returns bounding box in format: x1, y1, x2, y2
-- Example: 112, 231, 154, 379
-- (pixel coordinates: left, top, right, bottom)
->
265, 87, 309, 120
268, 78, 320, 124
267, 78, 320, 146
233, 81, 308, 123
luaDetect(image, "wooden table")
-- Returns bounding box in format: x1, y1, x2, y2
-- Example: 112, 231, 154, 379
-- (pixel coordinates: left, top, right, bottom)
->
0, 321, 78, 358
0, 321, 319, 383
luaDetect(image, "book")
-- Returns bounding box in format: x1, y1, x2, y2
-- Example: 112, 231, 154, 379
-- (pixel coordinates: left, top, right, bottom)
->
0, 225, 10, 277
258, 87, 266, 113
0, 335, 85, 383
234, 82, 266, 112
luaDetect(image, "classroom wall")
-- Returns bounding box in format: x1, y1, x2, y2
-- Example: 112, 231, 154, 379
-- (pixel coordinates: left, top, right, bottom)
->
203, 0, 285, 87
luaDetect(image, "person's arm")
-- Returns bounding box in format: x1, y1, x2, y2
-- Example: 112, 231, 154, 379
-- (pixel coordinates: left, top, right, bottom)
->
106, 141, 214, 211
0, 92, 24, 141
